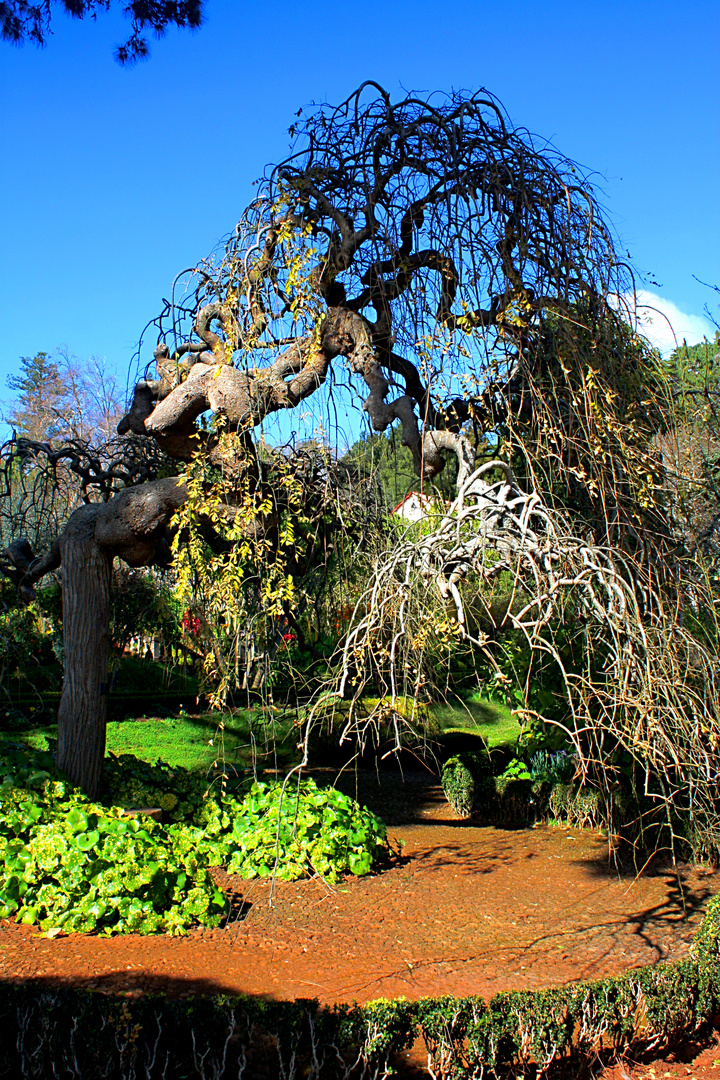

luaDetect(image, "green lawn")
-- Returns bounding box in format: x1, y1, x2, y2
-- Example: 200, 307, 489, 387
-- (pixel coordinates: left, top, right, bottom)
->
0, 694, 520, 774
429, 694, 521, 748
105, 708, 297, 772
0, 707, 298, 774
102, 695, 521, 767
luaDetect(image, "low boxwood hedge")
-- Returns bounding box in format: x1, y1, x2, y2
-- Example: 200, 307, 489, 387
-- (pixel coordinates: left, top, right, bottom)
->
2, 892, 720, 1077
3, 744, 720, 1076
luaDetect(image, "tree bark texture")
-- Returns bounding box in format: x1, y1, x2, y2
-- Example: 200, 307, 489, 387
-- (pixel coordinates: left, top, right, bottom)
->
2, 479, 190, 798
56, 507, 112, 800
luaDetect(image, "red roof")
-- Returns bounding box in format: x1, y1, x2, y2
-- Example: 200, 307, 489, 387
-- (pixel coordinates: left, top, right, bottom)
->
391, 491, 434, 514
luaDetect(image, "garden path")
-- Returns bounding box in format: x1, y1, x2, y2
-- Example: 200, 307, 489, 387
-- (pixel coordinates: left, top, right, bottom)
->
0, 770, 714, 1009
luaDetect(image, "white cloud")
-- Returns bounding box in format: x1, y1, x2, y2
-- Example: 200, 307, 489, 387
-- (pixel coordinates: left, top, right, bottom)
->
622, 290, 715, 357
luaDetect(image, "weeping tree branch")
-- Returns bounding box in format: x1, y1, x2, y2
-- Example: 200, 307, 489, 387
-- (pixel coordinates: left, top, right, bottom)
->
2, 84, 711, 825
333, 460, 720, 855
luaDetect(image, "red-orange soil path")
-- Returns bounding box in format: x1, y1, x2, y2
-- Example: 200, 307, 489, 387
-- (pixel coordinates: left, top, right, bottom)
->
0, 771, 714, 1010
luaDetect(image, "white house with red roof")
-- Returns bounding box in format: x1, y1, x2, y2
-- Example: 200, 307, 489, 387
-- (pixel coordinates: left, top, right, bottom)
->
391, 491, 447, 522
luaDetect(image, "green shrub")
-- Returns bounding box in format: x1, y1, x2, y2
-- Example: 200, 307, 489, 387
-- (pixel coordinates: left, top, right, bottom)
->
441, 747, 607, 830
529, 748, 576, 785
441, 750, 493, 817
441, 756, 476, 816
0, 745, 389, 935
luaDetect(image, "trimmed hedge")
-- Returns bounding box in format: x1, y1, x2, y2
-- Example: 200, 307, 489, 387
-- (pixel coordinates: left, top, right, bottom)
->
441, 752, 607, 833
2, 893, 720, 1078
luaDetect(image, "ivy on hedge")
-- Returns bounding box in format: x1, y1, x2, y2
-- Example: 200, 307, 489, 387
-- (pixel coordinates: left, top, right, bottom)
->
2, 895, 720, 1077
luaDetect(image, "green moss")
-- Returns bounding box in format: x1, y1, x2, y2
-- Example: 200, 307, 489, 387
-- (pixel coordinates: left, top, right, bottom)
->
360, 694, 430, 722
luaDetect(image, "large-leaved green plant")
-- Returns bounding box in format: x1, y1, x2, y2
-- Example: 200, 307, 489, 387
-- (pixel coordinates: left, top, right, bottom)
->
0, 745, 389, 936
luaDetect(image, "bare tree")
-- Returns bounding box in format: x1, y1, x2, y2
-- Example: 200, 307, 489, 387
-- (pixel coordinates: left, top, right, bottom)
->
3, 350, 124, 444
1, 351, 132, 562
1, 84, 713, 833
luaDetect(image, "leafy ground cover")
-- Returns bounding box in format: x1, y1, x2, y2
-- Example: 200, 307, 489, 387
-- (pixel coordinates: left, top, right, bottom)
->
0, 691, 517, 941
1, 772, 715, 1079
0, 745, 389, 936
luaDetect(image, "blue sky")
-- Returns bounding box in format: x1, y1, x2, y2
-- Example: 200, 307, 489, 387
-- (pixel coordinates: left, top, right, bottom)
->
0, 0, 718, 440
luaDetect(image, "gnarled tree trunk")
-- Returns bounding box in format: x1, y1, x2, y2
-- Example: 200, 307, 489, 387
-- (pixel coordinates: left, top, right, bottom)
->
56, 507, 112, 800
3, 478, 188, 798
